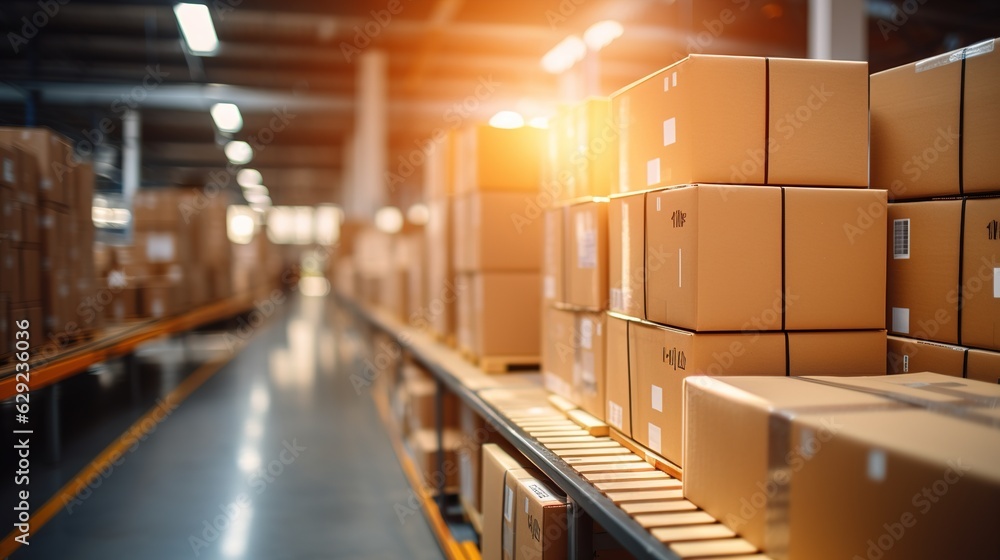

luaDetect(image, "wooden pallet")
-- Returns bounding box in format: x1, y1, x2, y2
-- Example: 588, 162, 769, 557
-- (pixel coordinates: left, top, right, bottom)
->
475, 355, 540, 373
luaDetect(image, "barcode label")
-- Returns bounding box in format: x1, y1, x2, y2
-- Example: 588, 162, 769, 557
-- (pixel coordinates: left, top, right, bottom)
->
610, 288, 623, 310
576, 212, 597, 269
893, 219, 910, 259
504, 486, 513, 522
543, 276, 555, 299
648, 423, 661, 454
3, 158, 13, 183
580, 318, 593, 349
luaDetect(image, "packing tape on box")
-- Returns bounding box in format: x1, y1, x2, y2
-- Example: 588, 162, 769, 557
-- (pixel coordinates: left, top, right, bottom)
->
800, 377, 1000, 429
916, 38, 994, 73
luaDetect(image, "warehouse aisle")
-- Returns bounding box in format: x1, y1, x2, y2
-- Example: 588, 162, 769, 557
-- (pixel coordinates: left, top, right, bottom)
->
14, 294, 445, 560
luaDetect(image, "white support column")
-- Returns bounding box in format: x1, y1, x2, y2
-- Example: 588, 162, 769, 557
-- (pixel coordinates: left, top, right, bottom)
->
122, 109, 140, 204
809, 0, 867, 60
348, 49, 388, 219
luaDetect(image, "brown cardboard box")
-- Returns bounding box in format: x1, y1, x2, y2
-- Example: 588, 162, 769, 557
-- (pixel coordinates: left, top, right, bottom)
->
886, 200, 962, 344
682, 376, 902, 552
805, 371, 1000, 409
605, 313, 630, 436
967, 348, 1000, 383
501, 467, 548, 560
963, 38, 1000, 193
608, 191, 646, 319
470, 272, 541, 358
961, 197, 1000, 351
1, 195, 20, 243
456, 192, 543, 272
1, 241, 21, 303
629, 321, 786, 464
513, 476, 568, 560
457, 272, 475, 354
19, 248, 41, 303
39, 206, 68, 271
872, 38, 1000, 199
612, 55, 867, 193
425, 197, 457, 338
788, 409, 1000, 560
13, 147, 38, 204
646, 184, 782, 331
541, 206, 565, 306
403, 376, 459, 433
22, 203, 39, 245
451, 194, 471, 272
407, 429, 462, 490
424, 131, 456, 200
141, 280, 180, 319
886, 335, 965, 376
542, 307, 575, 400
0, 295, 8, 356
784, 188, 886, 330
458, 403, 509, 515
132, 188, 183, 226
787, 330, 887, 376
107, 287, 140, 322
0, 127, 71, 205
572, 311, 607, 420
570, 97, 615, 198
567, 199, 608, 310
455, 125, 545, 194
481, 442, 535, 560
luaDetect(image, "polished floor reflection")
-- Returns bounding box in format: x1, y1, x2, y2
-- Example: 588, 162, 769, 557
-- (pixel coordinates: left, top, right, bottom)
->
7, 295, 445, 560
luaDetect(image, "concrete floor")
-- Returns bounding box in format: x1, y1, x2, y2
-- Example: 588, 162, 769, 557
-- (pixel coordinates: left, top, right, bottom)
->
3, 294, 445, 560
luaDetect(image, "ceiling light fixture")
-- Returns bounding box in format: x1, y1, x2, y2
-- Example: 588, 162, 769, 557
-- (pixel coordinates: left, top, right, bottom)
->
541, 35, 586, 74
174, 3, 219, 56
210, 102, 242, 133
583, 20, 624, 51
236, 168, 262, 187
225, 140, 253, 164
488, 110, 525, 129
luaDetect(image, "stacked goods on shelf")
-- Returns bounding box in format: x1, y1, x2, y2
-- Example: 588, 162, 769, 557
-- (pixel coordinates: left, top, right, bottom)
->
871, 38, 1000, 374
456, 401, 513, 526
606, 55, 886, 468
541, 98, 615, 422
394, 363, 464, 491
380, 224, 425, 323
453, 124, 546, 368
683, 373, 1000, 559
0, 127, 97, 353
352, 227, 393, 308
423, 133, 460, 344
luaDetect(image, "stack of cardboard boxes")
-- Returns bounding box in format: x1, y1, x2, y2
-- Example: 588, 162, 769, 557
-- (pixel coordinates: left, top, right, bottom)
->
602, 55, 888, 469
451, 125, 546, 365
423, 135, 460, 343
872, 38, 1000, 383
541, 98, 616, 421
0, 127, 96, 354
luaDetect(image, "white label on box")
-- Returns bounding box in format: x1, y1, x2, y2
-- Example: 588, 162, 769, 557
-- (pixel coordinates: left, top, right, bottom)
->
576, 209, 597, 269
146, 233, 175, 262
525, 479, 557, 502
524, 496, 529, 513
867, 450, 887, 482
655, 196, 661, 212
610, 288, 623, 311
647, 158, 660, 186
672, 71, 677, 88
994, 268, 1000, 298
647, 423, 661, 454
651, 385, 663, 412
892, 219, 910, 259
678, 249, 682, 288
903, 355, 909, 373
544, 275, 555, 299
891, 307, 910, 334
799, 428, 816, 459
3, 158, 13, 183
608, 402, 623, 430
580, 318, 593, 350
152, 299, 164, 318
504, 485, 514, 522
663, 75, 670, 91
663, 117, 676, 147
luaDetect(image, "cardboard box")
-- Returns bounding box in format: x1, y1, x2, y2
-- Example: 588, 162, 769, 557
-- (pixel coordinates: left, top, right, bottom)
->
425, 197, 457, 338
132, 188, 184, 226
106, 287, 140, 322
572, 311, 607, 420
961, 197, 1000, 351
455, 192, 543, 272
403, 376, 459, 433
457, 272, 475, 354
646, 184, 782, 331
608, 192, 645, 319
682, 376, 902, 552
541, 206, 565, 306
407, 429, 462, 491
1, 195, 20, 243
455, 125, 545, 194
886, 200, 962, 344
804, 371, 1000, 410
605, 313, 631, 436
612, 55, 867, 193
784, 188, 886, 330
789, 408, 1000, 560
570, 97, 615, 198
871, 38, 1000, 199
542, 307, 575, 400
0, 127, 72, 205
458, 403, 509, 515
21, 203, 39, 245
787, 330, 887, 376
19, 248, 41, 303
424, 132, 455, 200
513, 476, 568, 560
481, 443, 532, 560
468, 272, 541, 358
141, 280, 181, 319
567, 199, 608, 310
13, 147, 38, 204
967, 348, 1000, 383
629, 321, 786, 464
886, 335, 965, 376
